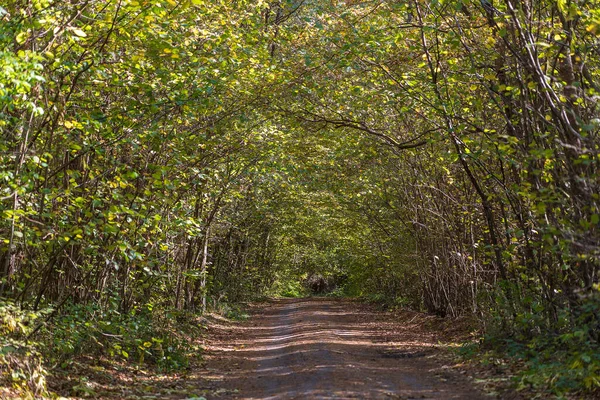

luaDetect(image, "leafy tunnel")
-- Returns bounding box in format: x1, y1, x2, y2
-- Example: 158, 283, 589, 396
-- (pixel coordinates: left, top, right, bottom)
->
1, 0, 599, 396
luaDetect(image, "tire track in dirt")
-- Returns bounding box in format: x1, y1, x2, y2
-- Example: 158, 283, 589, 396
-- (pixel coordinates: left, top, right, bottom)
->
253, 300, 324, 397
206, 298, 488, 399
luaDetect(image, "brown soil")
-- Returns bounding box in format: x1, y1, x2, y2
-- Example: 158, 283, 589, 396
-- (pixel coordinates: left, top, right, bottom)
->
41, 298, 523, 399
201, 298, 498, 399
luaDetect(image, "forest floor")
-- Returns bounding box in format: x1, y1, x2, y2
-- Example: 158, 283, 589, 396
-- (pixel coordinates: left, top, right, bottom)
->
197, 297, 518, 399
47, 298, 524, 399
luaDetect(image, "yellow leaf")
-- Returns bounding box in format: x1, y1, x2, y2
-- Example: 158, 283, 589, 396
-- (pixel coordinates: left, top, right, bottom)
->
16, 31, 28, 44
586, 22, 600, 35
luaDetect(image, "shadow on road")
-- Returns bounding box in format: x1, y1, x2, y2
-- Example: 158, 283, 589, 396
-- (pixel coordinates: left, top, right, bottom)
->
205, 298, 486, 399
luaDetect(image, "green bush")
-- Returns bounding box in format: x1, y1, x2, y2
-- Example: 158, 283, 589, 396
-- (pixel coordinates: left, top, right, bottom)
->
44, 301, 201, 371
0, 299, 50, 398
269, 275, 309, 298
472, 286, 600, 397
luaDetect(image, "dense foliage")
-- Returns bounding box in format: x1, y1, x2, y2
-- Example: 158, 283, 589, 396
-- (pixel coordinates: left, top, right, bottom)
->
1, 0, 598, 396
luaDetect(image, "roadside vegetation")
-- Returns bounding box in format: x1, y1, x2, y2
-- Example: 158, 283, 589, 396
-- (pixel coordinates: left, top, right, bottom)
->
1, 0, 598, 398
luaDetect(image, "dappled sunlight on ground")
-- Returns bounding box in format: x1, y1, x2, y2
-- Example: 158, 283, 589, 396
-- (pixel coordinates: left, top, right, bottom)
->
202, 298, 490, 399
44, 298, 522, 399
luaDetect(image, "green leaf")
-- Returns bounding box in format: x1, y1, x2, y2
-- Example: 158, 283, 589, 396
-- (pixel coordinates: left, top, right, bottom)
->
72, 28, 87, 37
536, 202, 546, 215
16, 32, 28, 44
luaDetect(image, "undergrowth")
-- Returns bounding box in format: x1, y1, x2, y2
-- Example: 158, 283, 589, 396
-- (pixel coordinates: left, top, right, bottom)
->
0, 297, 203, 398
211, 301, 250, 321
0, 300, 50, 398
268, 275, 309, 298
44, 301, 202, 372
458, 287, 600, 398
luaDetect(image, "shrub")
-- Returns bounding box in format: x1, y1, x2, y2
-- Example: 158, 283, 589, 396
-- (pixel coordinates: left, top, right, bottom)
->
44, 301, 201, 371
0, 299, 50, 398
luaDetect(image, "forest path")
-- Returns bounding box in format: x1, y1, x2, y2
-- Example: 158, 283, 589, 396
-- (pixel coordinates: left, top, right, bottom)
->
203, 298, 489, 399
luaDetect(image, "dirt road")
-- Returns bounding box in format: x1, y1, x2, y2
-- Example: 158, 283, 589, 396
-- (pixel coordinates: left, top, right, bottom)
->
204, 298, 488, 399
